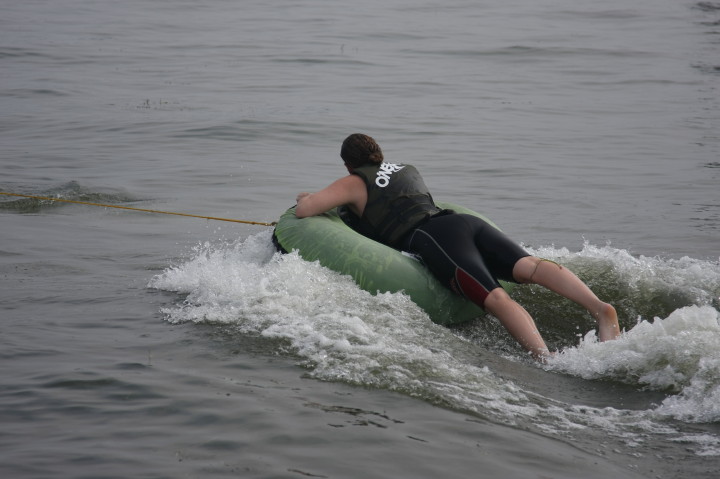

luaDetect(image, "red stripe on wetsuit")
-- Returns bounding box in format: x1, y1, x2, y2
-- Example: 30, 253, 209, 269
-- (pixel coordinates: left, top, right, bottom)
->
453, 268, 491, 306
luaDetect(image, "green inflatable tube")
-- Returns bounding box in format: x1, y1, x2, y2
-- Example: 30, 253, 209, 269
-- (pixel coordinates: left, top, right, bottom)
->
273, 202, 512, 326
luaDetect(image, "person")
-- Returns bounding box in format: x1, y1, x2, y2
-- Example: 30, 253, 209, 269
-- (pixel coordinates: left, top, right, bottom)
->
295, 133, 621, 360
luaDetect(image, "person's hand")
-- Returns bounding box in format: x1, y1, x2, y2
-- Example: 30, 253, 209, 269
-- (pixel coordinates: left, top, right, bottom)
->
296, 192, 311, 204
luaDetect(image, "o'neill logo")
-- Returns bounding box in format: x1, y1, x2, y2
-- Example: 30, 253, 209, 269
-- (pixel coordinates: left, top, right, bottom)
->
375, 163, 405, 187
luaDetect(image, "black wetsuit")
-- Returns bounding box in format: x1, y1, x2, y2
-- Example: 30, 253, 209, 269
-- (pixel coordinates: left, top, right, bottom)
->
347, 162, 529, 307
402, 213, 529, 306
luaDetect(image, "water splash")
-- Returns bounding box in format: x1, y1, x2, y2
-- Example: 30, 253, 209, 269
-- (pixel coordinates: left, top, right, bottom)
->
149, 231, 720, 455
547, 305, 720, 422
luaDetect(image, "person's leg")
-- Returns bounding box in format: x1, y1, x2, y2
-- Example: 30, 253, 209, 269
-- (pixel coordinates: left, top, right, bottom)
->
483, 287, 550, 360
512, 256, 620, 341
406, 215, 552, 360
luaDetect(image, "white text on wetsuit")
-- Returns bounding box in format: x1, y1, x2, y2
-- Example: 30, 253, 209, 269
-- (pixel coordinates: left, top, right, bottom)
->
375, 163, 405, 187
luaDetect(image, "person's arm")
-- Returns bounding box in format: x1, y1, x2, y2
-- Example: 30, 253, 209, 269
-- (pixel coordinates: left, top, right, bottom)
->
295, 175, 366, 218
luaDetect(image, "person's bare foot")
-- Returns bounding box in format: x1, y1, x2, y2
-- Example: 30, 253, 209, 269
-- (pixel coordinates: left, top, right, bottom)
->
595, 303, 620, 341
535, 350, 557, 363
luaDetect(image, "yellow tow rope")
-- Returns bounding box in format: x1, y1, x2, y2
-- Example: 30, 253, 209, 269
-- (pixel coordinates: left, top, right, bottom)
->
0, 191, 277, 226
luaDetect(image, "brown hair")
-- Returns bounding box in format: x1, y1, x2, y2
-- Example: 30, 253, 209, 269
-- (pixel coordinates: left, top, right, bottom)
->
340, 133, 383, 168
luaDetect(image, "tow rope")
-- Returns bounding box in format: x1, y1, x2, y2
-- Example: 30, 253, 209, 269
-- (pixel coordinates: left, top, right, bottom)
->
0, 191, 276, 226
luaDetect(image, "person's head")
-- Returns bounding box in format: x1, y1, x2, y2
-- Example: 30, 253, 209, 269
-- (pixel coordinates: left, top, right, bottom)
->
340, 133, 383, 169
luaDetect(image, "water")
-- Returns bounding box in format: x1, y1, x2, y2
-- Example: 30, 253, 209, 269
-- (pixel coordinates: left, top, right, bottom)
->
1, 0, 719, 477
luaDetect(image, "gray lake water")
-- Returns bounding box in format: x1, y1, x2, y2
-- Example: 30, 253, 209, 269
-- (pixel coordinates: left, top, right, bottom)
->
2, 1, 720, 478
